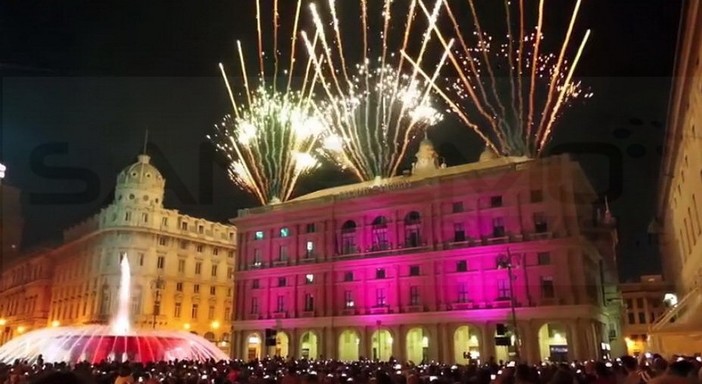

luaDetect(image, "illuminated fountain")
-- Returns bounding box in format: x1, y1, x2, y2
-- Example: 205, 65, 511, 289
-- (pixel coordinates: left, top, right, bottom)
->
0, 255, 229, 364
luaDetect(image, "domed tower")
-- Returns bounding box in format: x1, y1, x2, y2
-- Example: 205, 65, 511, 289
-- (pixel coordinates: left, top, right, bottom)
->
114, 153, 165, 208
412, 135, 442, 175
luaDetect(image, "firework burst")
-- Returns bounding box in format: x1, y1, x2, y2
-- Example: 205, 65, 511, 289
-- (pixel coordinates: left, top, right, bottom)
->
209, 0, 326, 205
405, 0, 592, 157
303, 0, 445, 181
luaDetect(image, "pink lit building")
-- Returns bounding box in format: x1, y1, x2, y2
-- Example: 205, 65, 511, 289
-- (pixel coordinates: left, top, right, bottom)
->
231, 142, 624, 363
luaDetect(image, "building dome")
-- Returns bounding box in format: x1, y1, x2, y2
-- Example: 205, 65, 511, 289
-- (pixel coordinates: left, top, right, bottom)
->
114, 154, 165, 207
478, 146, 499, 162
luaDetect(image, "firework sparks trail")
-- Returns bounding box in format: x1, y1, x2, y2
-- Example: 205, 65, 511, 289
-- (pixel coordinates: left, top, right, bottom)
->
209, 0, 327, 205
420, 0, 592, 157
305, 0, 444, 181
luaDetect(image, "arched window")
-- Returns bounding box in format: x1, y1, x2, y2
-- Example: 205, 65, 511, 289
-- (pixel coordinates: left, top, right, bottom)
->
340, 220, 357, 255
404, 211, 422, 247
371, 216, 390, 251
204, 331, 215, 341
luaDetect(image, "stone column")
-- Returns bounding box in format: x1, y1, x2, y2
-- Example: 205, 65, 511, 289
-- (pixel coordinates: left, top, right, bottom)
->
567, 321, 582, 361
324, 327, 334, 360
396, 324, 406, 362
427, 323, 439, 361
481, 322, 496, 362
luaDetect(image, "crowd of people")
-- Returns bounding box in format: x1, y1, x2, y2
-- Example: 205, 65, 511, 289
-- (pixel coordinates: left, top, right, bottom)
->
1, 354, 701, 384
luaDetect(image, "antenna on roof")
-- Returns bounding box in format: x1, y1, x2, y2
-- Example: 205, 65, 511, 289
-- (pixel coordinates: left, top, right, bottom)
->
142, 129, 149, 155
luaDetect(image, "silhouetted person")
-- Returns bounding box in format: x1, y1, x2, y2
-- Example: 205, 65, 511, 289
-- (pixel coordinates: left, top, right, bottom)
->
31, 372, 93, 384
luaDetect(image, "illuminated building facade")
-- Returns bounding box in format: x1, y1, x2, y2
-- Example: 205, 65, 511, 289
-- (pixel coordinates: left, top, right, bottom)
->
620, 275, 670, 355
0, 153, 237, 350
231, 143, 623, 363
650, 0, 702, 354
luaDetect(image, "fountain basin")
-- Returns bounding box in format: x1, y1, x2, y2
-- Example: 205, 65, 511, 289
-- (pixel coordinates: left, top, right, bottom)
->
0, 325, 229, 364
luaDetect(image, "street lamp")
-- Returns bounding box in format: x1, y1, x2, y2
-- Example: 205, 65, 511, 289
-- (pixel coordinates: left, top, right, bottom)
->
151, 275, 164, 329
497, 249, 520, 361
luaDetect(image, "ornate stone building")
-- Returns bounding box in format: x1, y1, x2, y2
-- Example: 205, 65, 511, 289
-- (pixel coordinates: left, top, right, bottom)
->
231, 144, 623, 363
650, 0, 702, 355
0, 153, 237, 351
620, 275, 671, 355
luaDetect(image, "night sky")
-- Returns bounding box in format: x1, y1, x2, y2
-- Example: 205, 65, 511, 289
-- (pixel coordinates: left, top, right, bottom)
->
0, 0, 682, 280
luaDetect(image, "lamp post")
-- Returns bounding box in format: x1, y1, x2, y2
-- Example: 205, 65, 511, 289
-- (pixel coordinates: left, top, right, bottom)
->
497, 249, 520, 361
151, 275, 164, 329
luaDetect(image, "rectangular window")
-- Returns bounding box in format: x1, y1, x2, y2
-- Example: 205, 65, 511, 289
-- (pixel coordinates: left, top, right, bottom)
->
304, 293, 314, 312
191, 304, 198, 319
454, 223, 466, 242
492, 217, 505, 237
252, 279, 260, 289
227, 267, 234, 279
530, 189, 543, 203
638, 312, 646, 324
306, 241, 315, 257
193, 284, 200, 294
158, 237, 167, 246
208, 305, 215, 320
684, 218, 692, 253
342, 233, 356, 254
409, 286, 420, 306
161, 217, 168, 227
541, 277, 555, 298
628, 312, 635, 324
142, 213, 148, 223
176, 282, 183, 292
490, 195, 503, 208
306, 223, 316, 233
636, 298, 644, 308
694, 194, 701, 235
250, 298, 259, 314
372, 227, 389, 250
196, 245, 203, 253
254, 231, 264, 240
252, 249, 262, 267
305, 274, 314, 284
376, 268, 386, 279
409, 265, 420, 276
211, 265, 218, 277
198, 225, 204, 234
227, 288, 232, 297
225, 307, 231, 321
457, 260, 468, 272
344, 272, 354, 282
174, 302, 181, 318
276, 295, 285, 313
156, 256, 165, 269
452, 201, 464, 213
625, 299, 633, 309
125, 212, 131, 221
533, 212, 548, 233
228, 250, 235, 258
278, 245, 288, 261
195, 262, 202, 275
457, 284, 468, 303
181, 222, 188, 230
278, 277, 286, 287
178, 259, 185, 273
180, 240, 187, 250
537, 252, 551, 265
209, 286, 216, 295
280, 227, 290, 237
138, 253, 144, 266
375, 288, 386, 307
497, 279, 510, 299
344, 290, 354, 308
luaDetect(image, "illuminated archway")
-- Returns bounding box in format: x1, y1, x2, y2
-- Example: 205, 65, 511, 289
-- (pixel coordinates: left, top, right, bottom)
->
406, 328, 428, 364
371, 329, 393, 361
276, 331, 290, 358
300, 331, 319, 359
338, 329, 360, 361
453, 325, 480, 364
538, 323, 569, 362
245, 333, 262, 361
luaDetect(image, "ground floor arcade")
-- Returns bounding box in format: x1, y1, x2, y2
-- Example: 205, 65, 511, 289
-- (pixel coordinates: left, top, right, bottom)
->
231, 308, 616, 363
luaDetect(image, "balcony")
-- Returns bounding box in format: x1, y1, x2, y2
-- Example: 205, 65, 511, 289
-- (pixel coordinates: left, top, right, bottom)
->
405, 305, 424, 313
529, 231, 553, 240
301, 310, 315, 318
453, 302, 474, 310
485, 236, 509, 245
273, 259, 289, 267
299, 257, 316, 264
271, 311, 287, 319
369, 306, 389, 314
246, 313, 261, 320
340, 308, 357, 316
